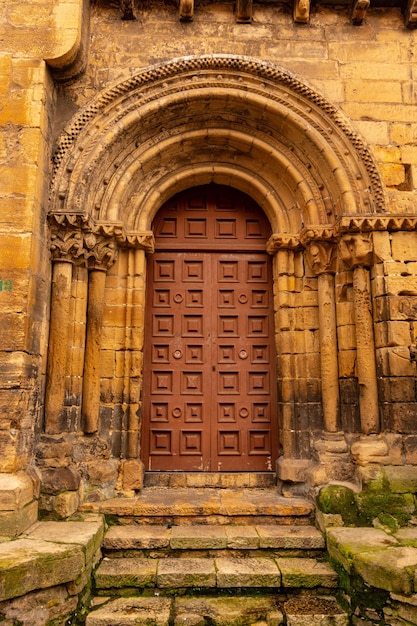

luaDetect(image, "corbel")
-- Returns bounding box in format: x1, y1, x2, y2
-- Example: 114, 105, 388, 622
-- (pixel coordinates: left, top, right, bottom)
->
404, 0, 417, 27
179, 0, 194, 21
120, 0, 136, 20
293, 0, 310, 23
236, 0, 253, 23
351, 0, 370, 25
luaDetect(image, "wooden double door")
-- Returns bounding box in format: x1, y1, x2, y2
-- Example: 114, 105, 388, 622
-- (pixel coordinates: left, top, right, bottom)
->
141, 185, 278, 472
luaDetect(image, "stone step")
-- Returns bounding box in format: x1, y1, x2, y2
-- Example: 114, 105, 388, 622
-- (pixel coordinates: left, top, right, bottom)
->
87, 595, 349, 626
94, 555, 338, 592
84, 488, 314, 525
103, 524, 326, 556
144, 471, 277, 488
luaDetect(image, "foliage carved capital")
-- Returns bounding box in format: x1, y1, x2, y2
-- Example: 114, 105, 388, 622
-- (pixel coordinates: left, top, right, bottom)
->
306, 241, 338, 275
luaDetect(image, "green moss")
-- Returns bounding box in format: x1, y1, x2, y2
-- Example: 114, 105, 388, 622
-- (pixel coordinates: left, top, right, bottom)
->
356, 492, 414, 528
317, 485, 359, 526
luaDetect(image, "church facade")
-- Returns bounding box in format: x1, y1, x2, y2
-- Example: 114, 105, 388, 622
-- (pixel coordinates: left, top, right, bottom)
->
1, 0, 417, 521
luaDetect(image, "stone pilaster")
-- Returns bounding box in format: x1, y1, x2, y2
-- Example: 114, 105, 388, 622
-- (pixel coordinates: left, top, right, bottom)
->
339, 234, 380, 435
306, 241, 340, 433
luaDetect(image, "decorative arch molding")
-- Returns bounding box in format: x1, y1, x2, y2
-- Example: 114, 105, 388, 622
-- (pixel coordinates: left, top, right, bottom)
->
50, 54, 386, 237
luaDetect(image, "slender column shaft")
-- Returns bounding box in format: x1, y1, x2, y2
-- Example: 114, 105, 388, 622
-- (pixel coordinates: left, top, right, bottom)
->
45, 261, 73, 434
82, 269, 107, 434
317, 272, 340, 432
353, 265, 379, 434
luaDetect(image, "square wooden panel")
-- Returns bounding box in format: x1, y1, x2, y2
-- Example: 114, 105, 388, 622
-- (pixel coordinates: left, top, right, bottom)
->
150, 430, 172, 455
247, 261, 268, 282
181, 371, 203, 395
186, 290, 203, 307
154, 260, 175, 281
251, 290, 268, 308
215, 219, 237, 238
247, 316, 268, 336
158, 218, 177, 237
180, 430, 203, 455
218, 261, 239, 282
151, 371, 173, 394
248, 372, 270, 394
245, 219, 263, 238
185, 344, 204, 363
218, 431, 240, 455
251, 345, 269, 363
152, 345, 170, 363
185, 403, 203, 422
150, 403, 169, 422
218, 290, 235, 307
218, 345, 236, 363
153, 290, 170, 307
218, 371, 239, 394
153, 315, 174, 336
183, 260, 204, 281
182, 315, 204, 336
218, 316, 239, 336
185, 219, 207, 238
218, 403, 236, 423
248, 430, 271, 455
252, 403, 270, 422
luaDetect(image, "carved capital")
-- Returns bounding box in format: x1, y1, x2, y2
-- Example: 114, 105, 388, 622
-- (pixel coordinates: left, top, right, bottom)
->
50, 228, 85, 264
83, 233, 118, 271
266, 233, 302, 254
125, 231, 155, 253
306, 241, 337, 275
339, 234, 373, 269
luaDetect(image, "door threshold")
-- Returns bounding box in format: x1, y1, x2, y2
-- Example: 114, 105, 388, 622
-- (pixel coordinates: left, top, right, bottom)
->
144, 471, 277, 489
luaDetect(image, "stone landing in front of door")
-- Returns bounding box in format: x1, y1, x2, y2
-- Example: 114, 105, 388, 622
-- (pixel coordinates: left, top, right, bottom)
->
79, 485, 314, 526
143, 471, 277, 489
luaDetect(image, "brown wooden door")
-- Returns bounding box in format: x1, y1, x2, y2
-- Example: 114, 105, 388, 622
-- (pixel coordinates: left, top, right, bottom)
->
141, 185, 278, 471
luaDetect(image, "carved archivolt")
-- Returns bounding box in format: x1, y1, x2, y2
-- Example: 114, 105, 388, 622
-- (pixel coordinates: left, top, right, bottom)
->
50, 55, 385, 241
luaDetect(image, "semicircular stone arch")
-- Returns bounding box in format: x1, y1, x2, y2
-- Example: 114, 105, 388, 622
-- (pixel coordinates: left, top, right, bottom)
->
50, 54, 385, 237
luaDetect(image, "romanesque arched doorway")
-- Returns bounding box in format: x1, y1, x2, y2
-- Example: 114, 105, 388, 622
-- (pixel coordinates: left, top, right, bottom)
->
141, 184, 278, 472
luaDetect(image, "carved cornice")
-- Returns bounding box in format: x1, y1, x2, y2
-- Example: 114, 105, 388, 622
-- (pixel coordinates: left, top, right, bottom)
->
48, 214, 155, 267
339, 234, 373, 269
306, 241, 338, 275
266, 234, 303, 254
336, 215, 417, 233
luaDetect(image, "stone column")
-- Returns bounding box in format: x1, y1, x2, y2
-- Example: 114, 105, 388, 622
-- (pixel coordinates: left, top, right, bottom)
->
339, 234, 379, 434
81, 233, 118, 434
44, 260, 73, 435
306, 241, 340, 433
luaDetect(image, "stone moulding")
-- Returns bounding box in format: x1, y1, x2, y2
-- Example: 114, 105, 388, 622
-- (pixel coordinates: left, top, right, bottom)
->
49, 55, 385, 235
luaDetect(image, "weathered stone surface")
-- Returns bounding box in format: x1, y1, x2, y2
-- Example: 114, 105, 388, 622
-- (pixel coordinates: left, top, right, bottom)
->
86, 597, 172, 626
174, 596, 284, 626
95, 557, 157, 589
25, 516, 104, 564
54, 490, 80, 519
171, 525, 227, 549
0, 500, 38, 539
157, 558, 216, 588
0, 538, 84, 601
384, 466, 417, 494
225, 525, 259, 549
104, 524, 170, 550
215, 557, 281, 587
285, 596, 349, 626
277, 557, 338, 588
257, 525, 325, 550
0, 473, 34, 511
354, 546, 417, 595
0, 584, 78, 626
327, 527, 398, 572
40, 466, 81, 495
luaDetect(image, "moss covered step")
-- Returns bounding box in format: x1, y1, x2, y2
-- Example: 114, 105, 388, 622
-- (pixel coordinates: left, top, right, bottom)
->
86, 594, 348, 626
103, 524, 325, 554
94, 555, 338, 592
